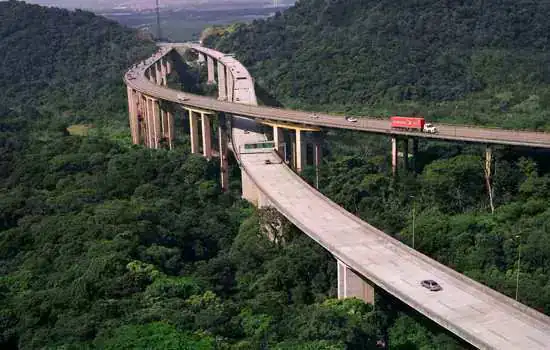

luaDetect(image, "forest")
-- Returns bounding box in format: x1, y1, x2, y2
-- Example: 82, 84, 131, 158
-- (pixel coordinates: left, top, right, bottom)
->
206, 0, 550, 131
0, 1, 550, 350
0, 2, 473, 349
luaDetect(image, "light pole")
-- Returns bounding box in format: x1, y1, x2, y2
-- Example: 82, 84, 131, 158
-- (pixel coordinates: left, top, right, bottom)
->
410, 195, 416, 249
515, 234, 521, 301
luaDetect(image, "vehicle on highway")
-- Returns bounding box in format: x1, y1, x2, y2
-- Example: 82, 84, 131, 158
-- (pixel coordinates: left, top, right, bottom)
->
420, 279, 442, 291
244, 130, 250, 134
177, 93, 189, 101
390, 116, 438, 133
311, 113, 319, 119
264, 159, 272, 164
345, 116, 358, 122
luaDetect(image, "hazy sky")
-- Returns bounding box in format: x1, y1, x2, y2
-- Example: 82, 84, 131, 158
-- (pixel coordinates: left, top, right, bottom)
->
22, 0, 292, 11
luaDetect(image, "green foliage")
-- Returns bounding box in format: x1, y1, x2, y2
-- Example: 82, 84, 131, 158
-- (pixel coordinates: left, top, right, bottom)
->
208, 0, 550, 130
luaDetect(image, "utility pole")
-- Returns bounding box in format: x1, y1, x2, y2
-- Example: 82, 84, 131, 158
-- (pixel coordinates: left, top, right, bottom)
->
155, 0, 162, 40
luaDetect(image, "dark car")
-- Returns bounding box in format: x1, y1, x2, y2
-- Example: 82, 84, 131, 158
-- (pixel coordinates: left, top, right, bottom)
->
420, 279, 442, 291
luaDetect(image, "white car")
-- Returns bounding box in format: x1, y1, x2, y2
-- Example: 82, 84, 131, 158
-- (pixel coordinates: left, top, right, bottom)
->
311, 113, 319, 119
345, 116, 358, 123
423, 123, 438, 133
177, 93, 189, 101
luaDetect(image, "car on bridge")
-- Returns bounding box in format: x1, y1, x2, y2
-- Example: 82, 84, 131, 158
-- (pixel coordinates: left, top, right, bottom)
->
421, 279, 442, 291
345, 116, 358, 122
177, 93, 189, 101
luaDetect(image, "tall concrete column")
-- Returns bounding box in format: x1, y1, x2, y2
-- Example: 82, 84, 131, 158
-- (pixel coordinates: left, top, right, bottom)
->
201, 113, 212, 160
391, 137, 398, 176
314, 142, 322, 189
151, 98, 161, 149
189, 110, 200, 154
155, 62, 162, 85
218, 121, 229, 191
273, 126, 284, 154
148, 70, 155, 84
337, 260, 375, 304
217, 61, 227, 101
403, 138, 409, 171
126, 86, 138, 145
145, 97, 153, 148
166, 110, 174, 150
207, 56, 215, 84
160, 59, 167, 86
412, 138, 419, 173
226, 67, 234, 102
295, 130, 307, 173
135, 92, 144, 145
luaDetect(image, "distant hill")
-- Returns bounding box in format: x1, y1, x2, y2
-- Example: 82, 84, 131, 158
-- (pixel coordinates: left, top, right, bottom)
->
207, 0, 550, 129
0, 0, 155, 118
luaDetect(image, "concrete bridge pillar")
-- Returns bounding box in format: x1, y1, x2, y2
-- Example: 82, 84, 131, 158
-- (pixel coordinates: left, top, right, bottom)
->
155, 62, 162, 85
217, 61, 227, 101
242, 171, 260, 205
295, 130, 307, 173
160, 104, 174, 150
391, 137, 398, 176
166, 57, 172, 75
189, 110, 200, 154
148, 70, 155, 84
218, 120, 229, 192
149, 98, 161, 149
226, 68, 234, 102
273, 126, 285, 154
314, 141, 322, 189
412, 138, 419, 173
337, 260, 375, 304
403, 138, 409, 171
207, 56, 215, 84
160, 59, 167, 86
201, 113, 212, 160
126, 86, 139, 145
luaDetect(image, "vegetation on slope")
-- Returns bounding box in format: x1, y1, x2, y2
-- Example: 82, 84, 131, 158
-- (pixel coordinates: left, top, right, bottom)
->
207, 0, 550, 130
207, 0, 550, 318
0, 0, 155, 123
0, 2, 469, 349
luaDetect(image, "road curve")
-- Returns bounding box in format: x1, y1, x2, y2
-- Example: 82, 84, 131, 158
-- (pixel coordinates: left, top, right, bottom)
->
125, 44, 550, 349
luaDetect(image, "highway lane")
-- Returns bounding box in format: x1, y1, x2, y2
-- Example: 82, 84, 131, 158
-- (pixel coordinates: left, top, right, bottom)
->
125, 44, 550, 349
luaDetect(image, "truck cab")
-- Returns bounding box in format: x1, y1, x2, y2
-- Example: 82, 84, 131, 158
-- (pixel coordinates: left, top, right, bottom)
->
423, 123, 437, 133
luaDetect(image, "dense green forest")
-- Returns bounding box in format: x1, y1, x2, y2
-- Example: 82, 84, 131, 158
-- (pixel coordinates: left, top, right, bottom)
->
206, 0, 550, 322
207, 0, 550, 130
0, 2, 471, 349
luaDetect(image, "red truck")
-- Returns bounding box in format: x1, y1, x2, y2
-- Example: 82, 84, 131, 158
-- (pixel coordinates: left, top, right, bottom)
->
390, 116, 437, 133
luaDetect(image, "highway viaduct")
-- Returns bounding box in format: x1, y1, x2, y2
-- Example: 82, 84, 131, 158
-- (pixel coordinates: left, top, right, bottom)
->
124, 43, 550, 349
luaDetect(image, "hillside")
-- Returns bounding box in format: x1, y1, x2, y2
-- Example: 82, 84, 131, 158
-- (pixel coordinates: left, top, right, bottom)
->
0, 0, 155, 119
0, 3, 473, 349
207, 0, 550, 130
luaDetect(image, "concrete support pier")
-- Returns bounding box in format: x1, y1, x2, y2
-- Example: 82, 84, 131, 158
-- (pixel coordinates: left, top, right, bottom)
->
201, 113, 212, 160
226, 67, 234, 102
391, 137, 398, 176
207, 56, 215, 84
160, 60, 167, 86
314, 142, 322, 189
295, 130, 306, 173
217, 61, 227, 100
189, 110, 200, 154
126, 87, 139, 145
403, 138, 409, 171
412, 138, 419, 173
155, 62, 162, 85
273, 126, 285, 154
218, 123, 229, 191
337, 260, 375, 304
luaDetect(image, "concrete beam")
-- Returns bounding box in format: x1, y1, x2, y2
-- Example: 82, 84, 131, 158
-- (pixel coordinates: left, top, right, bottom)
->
189, 110, 200, 154
242, 170, 260, 206
201, 113, 212, 159
207, 56, 215, 84
337, 260, 375, 304
217, 61, 227, 101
